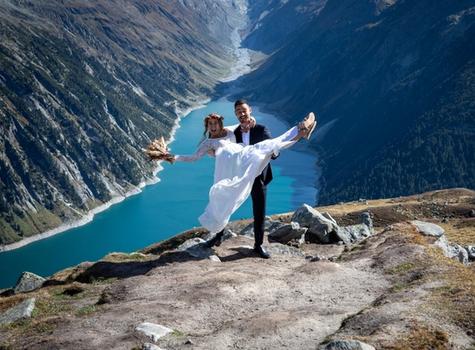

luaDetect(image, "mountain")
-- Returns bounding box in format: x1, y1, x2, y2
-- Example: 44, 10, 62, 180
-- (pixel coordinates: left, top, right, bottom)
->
242, 0, 327, 54
234, 0, 475, 205
1, 188, 474, 348
0, 0, 244, 245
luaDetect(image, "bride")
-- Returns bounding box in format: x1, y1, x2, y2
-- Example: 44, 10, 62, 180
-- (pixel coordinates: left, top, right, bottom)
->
145, 112, 316, 246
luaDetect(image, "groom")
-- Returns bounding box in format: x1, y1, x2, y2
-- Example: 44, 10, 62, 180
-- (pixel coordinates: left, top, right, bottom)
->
233, 99, 274, 259
205, 99, 274, 259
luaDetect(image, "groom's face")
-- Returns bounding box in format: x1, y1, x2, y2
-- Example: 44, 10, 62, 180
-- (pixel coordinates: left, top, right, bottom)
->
235, 103, 252, 126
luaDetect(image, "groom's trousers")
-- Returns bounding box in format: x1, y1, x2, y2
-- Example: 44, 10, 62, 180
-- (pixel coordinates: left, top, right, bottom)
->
251, 178, 267, 247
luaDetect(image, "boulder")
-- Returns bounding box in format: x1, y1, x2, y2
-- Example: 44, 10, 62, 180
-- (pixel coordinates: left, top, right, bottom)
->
177, 237, 206, 251
203, 228, 237, 243
268, 222, 307, 245
0, 298, 36, 326
335, 212, 373, 245
135, 322, 173, 342
292, 204, 339, 243
336, 224, 372, 245
14, 271, 46, 293
452, 244, 469, 265
239, 217, 284, 237
466, 245, 475, 261
434, 236, 469, 264
411, 220, 445, 237
176, 238, 221, 262
320, 339, 375, 350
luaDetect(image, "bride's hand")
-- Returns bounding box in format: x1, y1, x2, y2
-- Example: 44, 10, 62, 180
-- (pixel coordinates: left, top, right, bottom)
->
163, 154, 175, 163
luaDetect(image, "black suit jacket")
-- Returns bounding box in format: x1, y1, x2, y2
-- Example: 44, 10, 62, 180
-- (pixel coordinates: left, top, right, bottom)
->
234, 124, 273, 186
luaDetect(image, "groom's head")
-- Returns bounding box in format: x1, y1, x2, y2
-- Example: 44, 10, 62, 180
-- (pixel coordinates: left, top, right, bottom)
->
234, 99, 252, 126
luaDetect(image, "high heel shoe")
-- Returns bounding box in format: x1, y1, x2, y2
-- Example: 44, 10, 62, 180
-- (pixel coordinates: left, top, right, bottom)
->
299, 112, 317, 140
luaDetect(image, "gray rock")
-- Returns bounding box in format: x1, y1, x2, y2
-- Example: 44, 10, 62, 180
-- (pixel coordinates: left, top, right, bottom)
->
203, 228, 237, 243
321, 339, 375, 350
411, 220, 445, 237
452, 244, 468, 265
335, 212, 374, 245
143, 343, 165, 350
434, 236, 469, 264
177, 237, 206, 251
336, 224, 372, 245
268, 222, 307, 244
292, 204, 340, 243
177, 238, 221, 262
239, 217, 284, 237
466, 245, 475, 260
361, 212, 373, 231
135, 322, 173, 342
322, 212, 338, 225
208, 255, 221, 262
434, 234, 453, 257
14, 271, 45, 293
0, 298, 36, 326
267, 243, 305, 257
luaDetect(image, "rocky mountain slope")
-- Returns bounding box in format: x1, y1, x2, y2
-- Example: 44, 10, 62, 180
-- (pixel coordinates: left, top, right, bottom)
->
233, 0, 475, 204
0, 188, 474, 349
0, 0, 244, 245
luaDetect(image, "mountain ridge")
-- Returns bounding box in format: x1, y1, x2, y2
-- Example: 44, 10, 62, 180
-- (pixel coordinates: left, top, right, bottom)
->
0, 0, 245, 245
232, 0, 475, 204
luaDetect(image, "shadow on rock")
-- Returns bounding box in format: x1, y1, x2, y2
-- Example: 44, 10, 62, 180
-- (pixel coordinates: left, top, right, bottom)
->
74, 251, 204, 283
220, 246, 256, 262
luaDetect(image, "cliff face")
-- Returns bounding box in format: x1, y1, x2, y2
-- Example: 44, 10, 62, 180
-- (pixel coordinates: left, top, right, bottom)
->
236, 0, 475, 204
0, 0, 244, 244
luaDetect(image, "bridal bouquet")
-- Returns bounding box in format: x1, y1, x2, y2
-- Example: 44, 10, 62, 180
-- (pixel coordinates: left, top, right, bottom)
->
143, 137, 173, 161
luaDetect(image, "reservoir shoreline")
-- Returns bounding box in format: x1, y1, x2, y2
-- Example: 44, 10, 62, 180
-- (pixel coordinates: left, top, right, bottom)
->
0, 24, 252, 253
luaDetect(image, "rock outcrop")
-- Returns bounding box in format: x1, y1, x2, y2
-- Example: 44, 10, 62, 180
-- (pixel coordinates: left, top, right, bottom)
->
0, 189, 474, 349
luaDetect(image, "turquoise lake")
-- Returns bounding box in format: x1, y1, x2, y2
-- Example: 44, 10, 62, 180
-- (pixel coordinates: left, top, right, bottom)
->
0, 99, 319, 288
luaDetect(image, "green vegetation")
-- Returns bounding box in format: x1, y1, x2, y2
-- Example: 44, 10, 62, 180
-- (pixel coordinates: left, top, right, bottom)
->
75, 304, 96, 317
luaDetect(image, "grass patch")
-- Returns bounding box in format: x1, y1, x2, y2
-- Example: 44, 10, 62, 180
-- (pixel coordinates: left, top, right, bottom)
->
32, 298, 72, 318
385, 262, 416, 275
171, 329, 186, 337
102, 252, 151, 263
438, 221, 475, 246
75, 304, 96, 316
390, 321, 449, 349
425, 247, 475, 331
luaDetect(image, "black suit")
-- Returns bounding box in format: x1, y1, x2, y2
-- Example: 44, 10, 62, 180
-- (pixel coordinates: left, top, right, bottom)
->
234, 124, 273, 247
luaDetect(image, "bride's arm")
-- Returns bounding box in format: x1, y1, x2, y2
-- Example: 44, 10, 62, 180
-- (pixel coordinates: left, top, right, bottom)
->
173, 139, 212, 162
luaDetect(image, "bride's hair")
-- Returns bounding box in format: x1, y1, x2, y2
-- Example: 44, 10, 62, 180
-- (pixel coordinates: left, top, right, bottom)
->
203, 113, 224, 138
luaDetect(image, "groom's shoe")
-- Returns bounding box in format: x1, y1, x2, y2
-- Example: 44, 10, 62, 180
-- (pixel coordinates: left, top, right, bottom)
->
204, 231, 224, 248
254, 245, 271, 259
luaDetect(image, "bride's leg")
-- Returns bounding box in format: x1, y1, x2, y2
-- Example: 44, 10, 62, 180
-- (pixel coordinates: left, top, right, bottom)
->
273, 112, 316, 144
274, 126, 300, 143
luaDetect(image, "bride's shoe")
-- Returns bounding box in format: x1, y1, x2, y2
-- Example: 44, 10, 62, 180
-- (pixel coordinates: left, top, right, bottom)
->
299, 112, 317, 140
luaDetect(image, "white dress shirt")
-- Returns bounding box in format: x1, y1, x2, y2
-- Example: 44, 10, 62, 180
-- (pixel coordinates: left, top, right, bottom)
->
242, 130, 250, 146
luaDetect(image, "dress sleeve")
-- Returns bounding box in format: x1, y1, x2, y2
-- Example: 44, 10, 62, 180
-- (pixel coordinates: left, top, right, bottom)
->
175, 139, 212, 162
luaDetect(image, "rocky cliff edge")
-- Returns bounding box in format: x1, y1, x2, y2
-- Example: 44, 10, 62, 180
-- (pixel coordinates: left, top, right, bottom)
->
1, 188, 474, 349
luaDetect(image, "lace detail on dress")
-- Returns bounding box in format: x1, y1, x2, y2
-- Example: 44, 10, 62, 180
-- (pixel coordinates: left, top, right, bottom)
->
175, 130, 236, 162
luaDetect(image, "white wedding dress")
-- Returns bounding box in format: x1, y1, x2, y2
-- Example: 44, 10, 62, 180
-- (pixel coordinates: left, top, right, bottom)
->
175, 126, 299, 233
